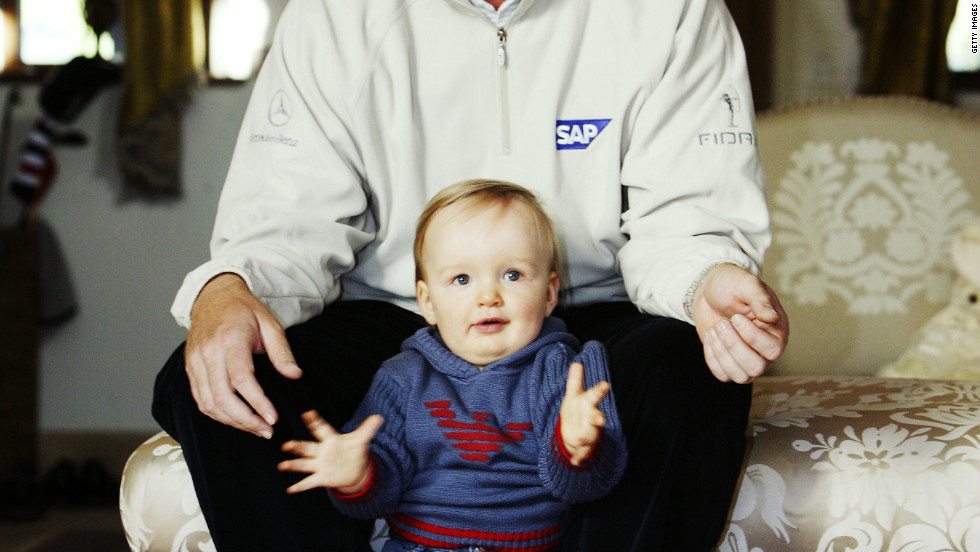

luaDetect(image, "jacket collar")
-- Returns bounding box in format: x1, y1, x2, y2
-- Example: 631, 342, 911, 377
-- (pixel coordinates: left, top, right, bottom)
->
443, 0, 538, 28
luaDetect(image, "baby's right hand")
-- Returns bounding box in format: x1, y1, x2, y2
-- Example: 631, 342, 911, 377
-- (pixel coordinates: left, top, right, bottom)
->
559, 363, 610, 465
278, 411, 383, 494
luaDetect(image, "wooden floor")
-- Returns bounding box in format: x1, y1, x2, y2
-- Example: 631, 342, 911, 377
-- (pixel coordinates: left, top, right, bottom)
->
0, 506, 127, 552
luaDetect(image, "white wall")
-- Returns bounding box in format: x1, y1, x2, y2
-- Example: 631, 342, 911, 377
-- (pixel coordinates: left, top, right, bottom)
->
771, 0, 863, 106
1, 81, 253, 432
0, 0, 286, 434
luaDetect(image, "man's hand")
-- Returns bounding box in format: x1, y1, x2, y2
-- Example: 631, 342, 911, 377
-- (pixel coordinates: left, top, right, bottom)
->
185, 273, 302, 438
279, 411, 383, 494
692, 263, 789, 383
559, 362, 610, 465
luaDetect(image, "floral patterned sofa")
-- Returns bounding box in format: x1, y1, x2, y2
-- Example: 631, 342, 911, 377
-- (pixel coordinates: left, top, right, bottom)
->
721, 376, 978, 552
120, 96, 980, 551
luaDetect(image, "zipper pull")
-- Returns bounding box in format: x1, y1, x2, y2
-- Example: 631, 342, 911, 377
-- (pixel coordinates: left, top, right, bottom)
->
496, 28, 507, 67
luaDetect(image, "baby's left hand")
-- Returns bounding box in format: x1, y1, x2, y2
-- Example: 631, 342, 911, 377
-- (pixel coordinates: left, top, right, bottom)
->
559, 362, 610, 465
278, 411, 382, 494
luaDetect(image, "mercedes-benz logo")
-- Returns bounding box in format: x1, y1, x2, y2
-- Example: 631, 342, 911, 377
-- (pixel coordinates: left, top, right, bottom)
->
269, 90, 292, 126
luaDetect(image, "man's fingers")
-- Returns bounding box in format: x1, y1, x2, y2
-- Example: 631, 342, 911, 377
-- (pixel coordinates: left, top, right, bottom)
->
705, 321, 759, 383
185, 354, 208, 412
183, 273, 287, 438
232, 367, 278, 427
744, 281, 785, 322
716, 319, 767, 378
732, 280, 788, 363
695, 267, 788, 384
706, 328, 745, 383
731, 313, 786, 363
258, 314, 303, 379
702, 334, 731, 383
213, 342, 275, 436
214, 389, 273, 438
186, 367, 246, 431
188, 345, 272, 437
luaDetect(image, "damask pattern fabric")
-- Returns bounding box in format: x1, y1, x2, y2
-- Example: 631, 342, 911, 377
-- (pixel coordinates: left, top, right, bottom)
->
757, 97, 980, 376
119, 433, 212, 552
719, 376, 979, 552
770, 138, 973, 316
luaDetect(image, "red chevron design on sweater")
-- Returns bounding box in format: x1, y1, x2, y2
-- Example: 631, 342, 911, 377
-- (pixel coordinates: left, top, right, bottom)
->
425, 401, 532, 463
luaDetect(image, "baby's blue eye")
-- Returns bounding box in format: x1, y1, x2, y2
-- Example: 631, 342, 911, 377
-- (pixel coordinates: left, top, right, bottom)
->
504, 270, 522, 281
453, 274, 470, 285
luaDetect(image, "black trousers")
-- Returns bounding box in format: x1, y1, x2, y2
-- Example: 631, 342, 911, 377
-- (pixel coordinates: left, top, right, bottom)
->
152, 301, 751, 551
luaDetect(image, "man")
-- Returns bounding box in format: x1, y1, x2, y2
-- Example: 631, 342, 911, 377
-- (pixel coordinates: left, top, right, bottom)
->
152, 0, 788, 550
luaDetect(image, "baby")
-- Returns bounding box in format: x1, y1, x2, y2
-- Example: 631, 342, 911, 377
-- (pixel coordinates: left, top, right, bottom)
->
279, 179, 627, 551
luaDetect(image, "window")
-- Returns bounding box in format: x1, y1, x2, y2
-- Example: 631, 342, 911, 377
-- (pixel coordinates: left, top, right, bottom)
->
0, 0, 285, 81
0, 0, 121, 76
947, 0, 980, 72
208, 0, 274, 81
947, 0, 980, 97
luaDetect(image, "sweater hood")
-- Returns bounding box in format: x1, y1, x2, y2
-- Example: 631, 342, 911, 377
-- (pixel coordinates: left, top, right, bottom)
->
403, 316, 577, 379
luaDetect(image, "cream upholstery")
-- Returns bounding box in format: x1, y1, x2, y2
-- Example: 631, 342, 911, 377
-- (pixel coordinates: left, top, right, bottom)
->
120, 96, 980, 551
119, 433, 211, 552
758, 96, 980, 376
722, 376, 979, 551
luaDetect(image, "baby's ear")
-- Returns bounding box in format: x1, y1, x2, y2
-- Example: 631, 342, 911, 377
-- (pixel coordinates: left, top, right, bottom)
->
416, 280, 438, 325
545, 271, 560, 316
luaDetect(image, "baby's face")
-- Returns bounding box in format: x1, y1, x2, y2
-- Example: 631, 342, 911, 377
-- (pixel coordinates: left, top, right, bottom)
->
416, 200, 559, 367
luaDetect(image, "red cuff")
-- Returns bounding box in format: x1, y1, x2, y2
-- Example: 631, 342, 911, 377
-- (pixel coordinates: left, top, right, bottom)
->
329, 456, 377, 503
553, 417, 601, 471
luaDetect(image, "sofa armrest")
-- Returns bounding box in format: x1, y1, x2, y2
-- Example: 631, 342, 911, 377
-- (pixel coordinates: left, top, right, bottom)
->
119, 432, 211, 552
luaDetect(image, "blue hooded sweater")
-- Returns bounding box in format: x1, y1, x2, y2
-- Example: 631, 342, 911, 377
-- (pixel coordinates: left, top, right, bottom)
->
330, 317, 627, 551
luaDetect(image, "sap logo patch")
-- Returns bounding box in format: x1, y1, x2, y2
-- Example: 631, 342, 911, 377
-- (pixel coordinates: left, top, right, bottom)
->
556, 119, 611, 150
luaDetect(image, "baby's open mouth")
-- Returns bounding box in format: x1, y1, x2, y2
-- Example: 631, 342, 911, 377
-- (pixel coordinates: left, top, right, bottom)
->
475, 318, 507, 330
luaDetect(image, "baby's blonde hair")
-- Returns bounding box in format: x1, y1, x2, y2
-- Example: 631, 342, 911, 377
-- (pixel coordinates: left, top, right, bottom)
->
414, 179, 561, 283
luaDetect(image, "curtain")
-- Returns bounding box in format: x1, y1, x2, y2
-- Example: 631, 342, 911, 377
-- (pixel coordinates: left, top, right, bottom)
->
849, 0, 958, 101
118, 0, 206, 201
724, 0, 773, 110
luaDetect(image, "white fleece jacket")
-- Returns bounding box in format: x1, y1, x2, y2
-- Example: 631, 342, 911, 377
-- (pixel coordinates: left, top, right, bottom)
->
172, 0, 770, 328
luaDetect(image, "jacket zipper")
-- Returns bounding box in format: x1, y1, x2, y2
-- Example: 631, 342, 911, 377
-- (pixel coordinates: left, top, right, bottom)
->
448, 0, 531, 155
497, 27, 511, 155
